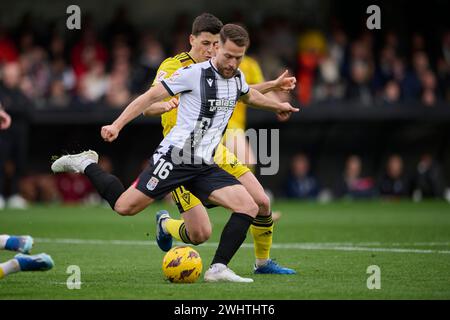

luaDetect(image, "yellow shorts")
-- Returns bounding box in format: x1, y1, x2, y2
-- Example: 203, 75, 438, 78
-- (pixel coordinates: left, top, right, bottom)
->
171, 144, 250, 213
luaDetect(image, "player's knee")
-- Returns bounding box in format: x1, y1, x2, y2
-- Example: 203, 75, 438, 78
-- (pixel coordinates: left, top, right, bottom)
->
238, 199, 259, 218
255, 193, 271, 216
189, 226, 212, 245
114, 201, 138, 216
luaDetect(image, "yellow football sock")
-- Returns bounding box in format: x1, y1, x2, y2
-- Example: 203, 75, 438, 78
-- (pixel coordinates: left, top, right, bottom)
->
0, 267, 5, 279
165, 218, 191, 244
250, 214, 274, 260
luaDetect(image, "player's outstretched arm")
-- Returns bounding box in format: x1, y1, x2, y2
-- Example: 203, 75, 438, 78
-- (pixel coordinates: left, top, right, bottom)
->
240, 88, 299, 119
142, 98, 179, 117
101, 84, 171, 142
250, 70, 296, 94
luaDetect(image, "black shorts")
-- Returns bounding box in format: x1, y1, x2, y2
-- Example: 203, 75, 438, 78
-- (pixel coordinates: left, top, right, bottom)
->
134, 150, 241, 202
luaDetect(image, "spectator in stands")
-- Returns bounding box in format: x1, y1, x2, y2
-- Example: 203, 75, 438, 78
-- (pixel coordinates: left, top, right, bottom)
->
49, 57, 76, 93
378, 154, 412, 199
284, 153, 320, 199
380, 80, 401, 105
344, 37, 374, 106
49, 34, 67, 61
384, 31, 400, 52
346, 59, 373, 106
19, 46, 51, 103
78, 61, 109, 103
420, 70, 439, 107
71, 27, 108, 88
335, 155, 376, 199
0, 63, 31, 209
373, 46, 397, 93
314, 55, 346, 103
0, 26, 18, 64
296, 30, 327, 105
327, 26, 348, 75
411, 51, 430, 96
105, 69, 131, 108
48, 79, 71, 108
131, 33, 165, 94
411, 33, 426, 53
413, 153, 445, 199
437, 31, 450, 102
391, 58, 419, 101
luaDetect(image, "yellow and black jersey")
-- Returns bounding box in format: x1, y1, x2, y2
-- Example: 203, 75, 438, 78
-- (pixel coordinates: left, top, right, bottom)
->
151, 52, 196, 137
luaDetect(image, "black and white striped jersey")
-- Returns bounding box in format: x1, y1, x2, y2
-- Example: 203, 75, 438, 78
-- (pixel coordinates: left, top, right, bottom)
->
159, 59, 250, 163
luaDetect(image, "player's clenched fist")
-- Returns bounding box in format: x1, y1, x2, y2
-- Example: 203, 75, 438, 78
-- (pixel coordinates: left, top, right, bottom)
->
101, 124, 119, 142
165, 97, 179, 111
276, 102, 299, 122
278, 102, 299, 113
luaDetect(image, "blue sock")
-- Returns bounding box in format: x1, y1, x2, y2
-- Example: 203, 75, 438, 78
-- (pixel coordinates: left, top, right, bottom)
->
5, 236, 20, 251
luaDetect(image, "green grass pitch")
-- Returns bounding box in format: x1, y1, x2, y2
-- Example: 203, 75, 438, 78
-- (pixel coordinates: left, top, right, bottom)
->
1, 200, 449, 299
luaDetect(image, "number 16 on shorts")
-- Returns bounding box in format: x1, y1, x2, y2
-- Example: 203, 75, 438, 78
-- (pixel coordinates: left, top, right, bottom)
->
147, 158, 174, 191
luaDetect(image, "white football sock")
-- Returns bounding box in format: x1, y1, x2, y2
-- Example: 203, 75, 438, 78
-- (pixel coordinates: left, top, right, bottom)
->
0, 259, 20, 278
0, 235, 10, 250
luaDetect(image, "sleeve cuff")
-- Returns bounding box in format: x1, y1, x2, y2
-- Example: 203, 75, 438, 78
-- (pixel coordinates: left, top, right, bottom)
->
240, 87, 250, 96
161, 80, 175, 96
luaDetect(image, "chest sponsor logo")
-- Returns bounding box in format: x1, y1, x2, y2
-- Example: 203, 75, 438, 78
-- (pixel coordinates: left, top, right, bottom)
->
208, 99, 236, 112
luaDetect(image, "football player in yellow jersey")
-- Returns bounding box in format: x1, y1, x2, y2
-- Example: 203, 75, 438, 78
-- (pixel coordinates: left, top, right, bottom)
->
144, 13, 296, 274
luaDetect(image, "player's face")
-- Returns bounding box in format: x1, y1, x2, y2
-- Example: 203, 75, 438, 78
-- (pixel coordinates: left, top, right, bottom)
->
214, 39, 246, 79
190, 32, 219, 62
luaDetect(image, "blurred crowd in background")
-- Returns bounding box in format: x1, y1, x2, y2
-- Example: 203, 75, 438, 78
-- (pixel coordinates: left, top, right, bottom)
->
0, 7, 449, 208
284, 152, 448, 202
3, 150, 448, 209
0, 7, 449, 110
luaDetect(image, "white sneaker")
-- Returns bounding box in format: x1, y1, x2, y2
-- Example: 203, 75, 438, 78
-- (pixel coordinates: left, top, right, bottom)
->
0, 195, 5, 210
51, 150, 98, 174
204, 263, 254, 283
7, 194, 28, 209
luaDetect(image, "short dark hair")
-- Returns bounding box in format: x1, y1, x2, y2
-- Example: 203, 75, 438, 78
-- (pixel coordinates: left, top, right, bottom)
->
219, 24, 250, 48
191, 13, 223, 36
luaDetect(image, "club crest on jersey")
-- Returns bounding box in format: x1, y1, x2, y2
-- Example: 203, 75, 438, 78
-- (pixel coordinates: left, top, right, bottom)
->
146, 176, 159, 191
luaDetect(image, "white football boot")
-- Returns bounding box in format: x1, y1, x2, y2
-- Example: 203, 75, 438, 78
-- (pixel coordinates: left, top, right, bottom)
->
51, 150, 99, 174
204, 263, 254, 283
